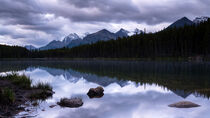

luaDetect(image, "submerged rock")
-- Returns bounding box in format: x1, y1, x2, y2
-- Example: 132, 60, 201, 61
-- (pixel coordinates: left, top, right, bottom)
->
87, 86, 104, 98
57, 98, 83, 108
169, 101, 200, 108
49, 105, 57, 108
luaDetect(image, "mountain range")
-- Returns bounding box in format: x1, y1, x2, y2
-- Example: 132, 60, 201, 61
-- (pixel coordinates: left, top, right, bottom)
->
168, 16, 209, 28
38, 28, 129, 50
39, 33, 82, 50
25, 16, 209, 51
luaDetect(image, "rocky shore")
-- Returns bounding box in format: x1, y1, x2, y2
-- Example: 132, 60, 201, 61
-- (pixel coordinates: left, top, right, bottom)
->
0, 74, 54, 117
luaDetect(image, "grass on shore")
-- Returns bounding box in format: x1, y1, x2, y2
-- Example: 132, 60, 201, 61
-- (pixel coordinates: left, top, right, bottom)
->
0, 88, 15, 105
29, 82, 53, 100
32, 82, 52, 91
0, 73, 54, 116
29, 90, 53, 101
1, 73, 52, 91
0, 73, 53, 102
2, 73, 32, 89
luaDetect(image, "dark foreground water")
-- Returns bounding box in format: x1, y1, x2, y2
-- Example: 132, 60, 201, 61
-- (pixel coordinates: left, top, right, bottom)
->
0, 60, 210, 118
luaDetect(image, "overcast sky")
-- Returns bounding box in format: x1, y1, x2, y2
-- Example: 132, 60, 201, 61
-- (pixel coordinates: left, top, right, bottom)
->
0, 0, 209, 47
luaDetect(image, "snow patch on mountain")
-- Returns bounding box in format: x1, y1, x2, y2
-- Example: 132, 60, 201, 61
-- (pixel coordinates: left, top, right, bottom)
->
63, 33, 81, 45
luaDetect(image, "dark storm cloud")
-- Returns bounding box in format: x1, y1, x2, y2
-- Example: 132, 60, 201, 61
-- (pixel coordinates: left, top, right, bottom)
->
0, 0, 210, 28
0, 0, 61, 34
22, 24, 61, 34
0, 0, 210, 30
0, 0, 41, 25
0, 31, 24, 39
59, 0, 210, 24
57, 0, 143, 23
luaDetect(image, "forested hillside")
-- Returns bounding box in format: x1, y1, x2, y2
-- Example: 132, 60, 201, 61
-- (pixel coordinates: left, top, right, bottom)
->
35, 19, 210, 58
1, 19, 210, 58
0, 45, 29, 58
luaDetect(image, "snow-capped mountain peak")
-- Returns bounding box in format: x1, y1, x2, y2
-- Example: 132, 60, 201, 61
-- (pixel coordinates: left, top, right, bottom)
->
62, 33, 80, 44
193, 16, 209, 24
67, 33, 80, 40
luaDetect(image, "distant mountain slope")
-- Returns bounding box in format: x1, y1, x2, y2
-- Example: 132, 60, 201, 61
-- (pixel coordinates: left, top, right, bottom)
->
67, 29, 129, 48
38, 18, 210, 58
83, 29, 117, 43
39, 33, 81, 50
39, 40, 65, 50
67, 29, 117, 48
40, 29, 130, 50
67, 39, 86, 48
115, 28, 129, 38
25, 45, 37, 50
62, 33, 81, 45
168, 17, 194, 28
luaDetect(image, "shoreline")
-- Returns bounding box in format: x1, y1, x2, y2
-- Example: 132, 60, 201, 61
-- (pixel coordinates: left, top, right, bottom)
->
0, 57, 208, 62
0, 74, 53, 117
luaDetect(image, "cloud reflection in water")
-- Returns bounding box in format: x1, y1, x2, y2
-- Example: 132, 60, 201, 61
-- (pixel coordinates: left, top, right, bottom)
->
14, 67, 210, 118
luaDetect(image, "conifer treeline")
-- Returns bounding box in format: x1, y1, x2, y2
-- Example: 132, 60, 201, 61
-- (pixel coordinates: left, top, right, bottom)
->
0, 45, 29, 58
35, 19, 210, 58
1, 19, 210, 58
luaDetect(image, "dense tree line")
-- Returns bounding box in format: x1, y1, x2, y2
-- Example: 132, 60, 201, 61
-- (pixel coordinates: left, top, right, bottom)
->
1, 19, 210, 58
34, 19, 210, 58
0, 45, 29, 58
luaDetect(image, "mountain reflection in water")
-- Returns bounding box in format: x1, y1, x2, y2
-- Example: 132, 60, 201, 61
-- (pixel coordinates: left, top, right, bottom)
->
0, 60, 210, 118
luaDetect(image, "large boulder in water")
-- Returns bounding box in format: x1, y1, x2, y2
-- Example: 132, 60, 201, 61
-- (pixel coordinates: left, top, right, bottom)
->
57, 98, 83, 108
87, 86, 104, 98
169, 101, 200, 108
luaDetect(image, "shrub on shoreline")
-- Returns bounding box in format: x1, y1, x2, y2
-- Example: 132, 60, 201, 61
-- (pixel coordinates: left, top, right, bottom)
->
0, 73, 54, 117
0, 88, 15, 105
0, 73, 53, 101
1, 73, 32, 89
32, 82, 52, 91
1, 73, 52, 91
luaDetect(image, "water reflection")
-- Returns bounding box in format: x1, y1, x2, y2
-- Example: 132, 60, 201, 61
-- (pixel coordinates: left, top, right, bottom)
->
0, 60, 210, 118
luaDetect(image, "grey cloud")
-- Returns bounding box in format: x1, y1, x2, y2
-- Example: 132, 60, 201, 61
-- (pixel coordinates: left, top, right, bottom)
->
0, 0, 61, 34
22, 24, 61, 34
59, 0, 210, 24
22, 38, 50, 47
0, 0, 63, 46
1, 0, 210, 27
0, 0, 41, 25
57, 0, 143, 23
0, 27, 27, 39
0, 0, 210, 47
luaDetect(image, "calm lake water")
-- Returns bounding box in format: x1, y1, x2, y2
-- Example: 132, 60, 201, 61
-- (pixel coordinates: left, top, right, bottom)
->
1, 60, 210, 118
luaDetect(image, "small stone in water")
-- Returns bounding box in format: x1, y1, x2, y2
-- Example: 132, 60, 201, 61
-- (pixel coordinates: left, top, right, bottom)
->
169, 101, 200, 108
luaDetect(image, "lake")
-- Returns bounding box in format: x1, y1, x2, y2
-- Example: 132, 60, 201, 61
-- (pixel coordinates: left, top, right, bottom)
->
0, 60, 210, 118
